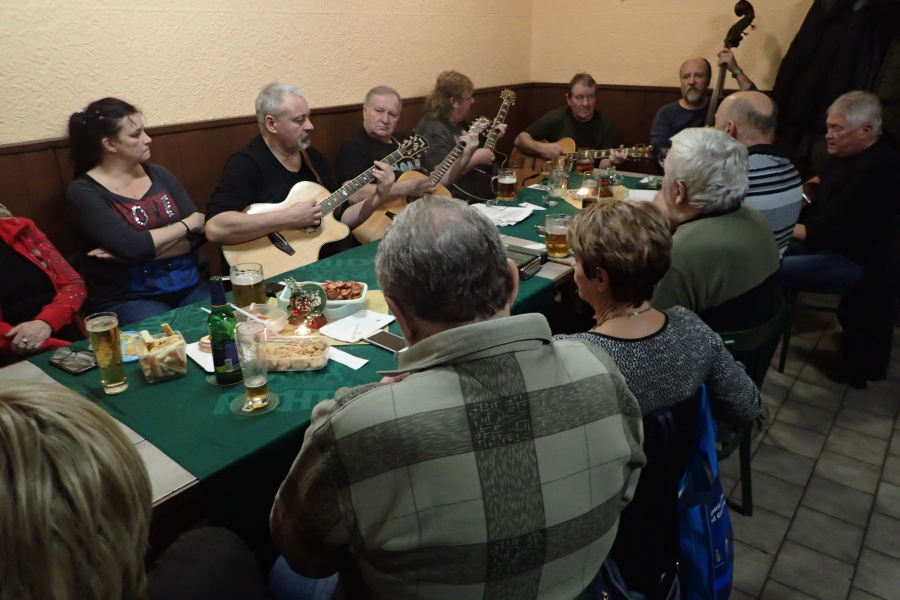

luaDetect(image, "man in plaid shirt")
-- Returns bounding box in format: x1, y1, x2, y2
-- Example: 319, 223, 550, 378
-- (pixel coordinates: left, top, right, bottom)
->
271, 196, 645, 600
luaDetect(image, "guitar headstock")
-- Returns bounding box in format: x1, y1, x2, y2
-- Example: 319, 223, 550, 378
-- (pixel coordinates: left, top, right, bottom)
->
398, 135, 428, 159
469, 116, 492, 136
500, 89, 516, 105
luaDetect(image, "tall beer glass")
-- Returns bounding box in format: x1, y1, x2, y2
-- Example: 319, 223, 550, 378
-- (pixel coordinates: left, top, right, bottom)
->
230, 262, 265, 308
85, 312, 128, 394
236, 320, 269, 410
545, 214, 572, 259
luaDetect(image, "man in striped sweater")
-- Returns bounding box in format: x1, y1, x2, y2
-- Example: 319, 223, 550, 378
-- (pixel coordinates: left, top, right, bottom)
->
714, 91, 803, 256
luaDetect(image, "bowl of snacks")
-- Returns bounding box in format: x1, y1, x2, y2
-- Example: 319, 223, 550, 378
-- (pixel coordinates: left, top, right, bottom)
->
266, 336, 330, 371
321, 280, 367, 322
134, 324, 188, 383
234, 302, 287, 335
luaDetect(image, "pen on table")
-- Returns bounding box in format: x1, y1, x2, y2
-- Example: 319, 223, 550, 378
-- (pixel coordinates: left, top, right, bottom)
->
350, 322, 359, 340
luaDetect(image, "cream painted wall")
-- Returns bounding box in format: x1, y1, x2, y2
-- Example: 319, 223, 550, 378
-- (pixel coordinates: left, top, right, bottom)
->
1, 0, 811, 145
530, 0, 811, 91
0, 0, 531, 145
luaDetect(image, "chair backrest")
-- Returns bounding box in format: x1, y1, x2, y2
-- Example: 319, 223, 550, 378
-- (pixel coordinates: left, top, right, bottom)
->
610, 389, 702, 597
717, 297, 787, 388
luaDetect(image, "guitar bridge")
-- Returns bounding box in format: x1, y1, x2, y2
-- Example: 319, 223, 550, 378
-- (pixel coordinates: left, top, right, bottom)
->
268, 232, 295, 256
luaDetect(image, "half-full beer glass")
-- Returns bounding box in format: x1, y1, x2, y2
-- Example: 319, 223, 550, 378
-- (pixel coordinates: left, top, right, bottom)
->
491, 168, 518, 200
85, 312, 128, 394
545, 214, 572, 259
230, 262, 265, 308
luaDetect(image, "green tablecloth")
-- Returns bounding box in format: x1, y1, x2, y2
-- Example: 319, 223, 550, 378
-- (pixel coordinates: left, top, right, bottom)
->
30, 239, 557, 482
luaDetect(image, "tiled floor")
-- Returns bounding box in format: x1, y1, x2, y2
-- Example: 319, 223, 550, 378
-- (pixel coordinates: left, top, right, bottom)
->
720, 296, 900, 600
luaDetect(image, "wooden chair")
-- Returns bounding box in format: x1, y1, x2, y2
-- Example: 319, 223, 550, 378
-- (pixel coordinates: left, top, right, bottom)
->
716, 298, 788, 516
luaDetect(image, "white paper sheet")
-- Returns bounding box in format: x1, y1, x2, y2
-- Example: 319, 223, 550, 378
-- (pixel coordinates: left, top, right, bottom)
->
319, 310, 396, 343
472, 203, 534, 226
327, 347, 368, 370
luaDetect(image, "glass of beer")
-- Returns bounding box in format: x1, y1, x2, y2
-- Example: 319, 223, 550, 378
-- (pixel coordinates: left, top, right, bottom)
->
234, 320, 271, 413
491, 168, 518, 201
549, 169, 568, 200
545, 214, 572, 259
230, 262, 265, 308
576, 149, 595, 174
85, 312, 128, 395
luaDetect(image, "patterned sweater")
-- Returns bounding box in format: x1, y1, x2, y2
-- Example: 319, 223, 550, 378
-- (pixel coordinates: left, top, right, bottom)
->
557, 306, 762, 422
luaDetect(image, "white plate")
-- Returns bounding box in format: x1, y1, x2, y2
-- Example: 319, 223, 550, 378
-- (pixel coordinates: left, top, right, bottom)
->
319, 310, 395, 343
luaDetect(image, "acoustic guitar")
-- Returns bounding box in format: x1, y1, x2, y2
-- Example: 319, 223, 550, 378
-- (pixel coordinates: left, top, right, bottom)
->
353, 117, 492, 244
705, 1, 756, 127
509, 139, 654, 189
222, 135, 428, 277
452, 89, 517, 201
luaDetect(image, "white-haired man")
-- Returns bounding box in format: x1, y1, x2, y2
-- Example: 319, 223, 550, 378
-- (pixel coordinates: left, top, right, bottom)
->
652, 127, 781, 331
206, 82, 394, 251
781, 91, 900, 292
270, 196, 645, 600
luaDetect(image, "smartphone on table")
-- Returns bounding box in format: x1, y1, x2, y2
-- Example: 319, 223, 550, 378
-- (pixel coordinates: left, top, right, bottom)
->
364, 331, 408, 353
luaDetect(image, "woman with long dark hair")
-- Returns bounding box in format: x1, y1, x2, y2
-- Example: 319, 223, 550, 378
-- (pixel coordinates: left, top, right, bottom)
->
67, 98, 209, 325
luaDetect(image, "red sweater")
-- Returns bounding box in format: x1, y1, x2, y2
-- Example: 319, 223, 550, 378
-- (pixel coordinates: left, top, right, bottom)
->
0, 217, 86, 356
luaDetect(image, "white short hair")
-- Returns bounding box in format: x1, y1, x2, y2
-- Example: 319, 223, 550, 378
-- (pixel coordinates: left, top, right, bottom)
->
828, 90, 882, 137
667, 127, 749, 212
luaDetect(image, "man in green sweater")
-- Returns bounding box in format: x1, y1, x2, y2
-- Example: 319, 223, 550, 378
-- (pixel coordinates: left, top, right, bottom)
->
652, 127, 781, 331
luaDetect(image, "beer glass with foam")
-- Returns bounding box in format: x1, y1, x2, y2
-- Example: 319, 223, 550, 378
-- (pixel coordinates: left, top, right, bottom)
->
85, 312, 128, 394
491, 168, 518, 201
545, 214, 572, 259
576, 148, 595, 174
230, 262, 265, 308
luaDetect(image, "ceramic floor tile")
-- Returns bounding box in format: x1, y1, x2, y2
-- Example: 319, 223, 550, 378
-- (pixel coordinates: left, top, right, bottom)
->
761, 380, 791, 409
834, 406, 895, 440
848, 588, 889, 600
786, 506, 864, 564
795, 362, 849, 393
854, 548, 900, 599
824, 426, 888, 466
874, 482, 900, 520
774, 399, 835, 435
883, 454, 900, 487
769, 540, 853, 600
731, 469, 804, 519
788, 380, 844, 413
814, 450, 882, 494
764, 367, 798, 391
752, 443, 816, 487
732, 506, 791, 555
842, 387, 900, 418
730, 589, 757, 600
889, 433, 900, 456
863, 512, 900, 560
763, 421, 827, 460
760, 580, 818, 600
732, 540, 775, 598
801, 477, 874, 527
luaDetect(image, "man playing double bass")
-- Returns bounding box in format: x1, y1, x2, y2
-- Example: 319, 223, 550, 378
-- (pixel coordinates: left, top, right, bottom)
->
650, 49, 759, 151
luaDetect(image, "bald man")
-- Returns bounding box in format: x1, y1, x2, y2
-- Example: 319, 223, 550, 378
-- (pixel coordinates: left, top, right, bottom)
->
650, 49, 758, 151
715, 91, 802, 255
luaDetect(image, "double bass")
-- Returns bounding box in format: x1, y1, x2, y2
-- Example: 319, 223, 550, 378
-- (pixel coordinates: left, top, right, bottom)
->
705, 1, 756, 126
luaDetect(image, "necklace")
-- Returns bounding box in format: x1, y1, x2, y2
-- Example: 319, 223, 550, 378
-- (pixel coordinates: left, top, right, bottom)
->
594, 304, 652, 328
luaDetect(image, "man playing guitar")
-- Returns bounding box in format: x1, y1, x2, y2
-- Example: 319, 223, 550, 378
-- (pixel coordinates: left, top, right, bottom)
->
336, 86, 444, 201
205, 82, 394, 257
514, 72, 626, 167
413, 70, 507, 203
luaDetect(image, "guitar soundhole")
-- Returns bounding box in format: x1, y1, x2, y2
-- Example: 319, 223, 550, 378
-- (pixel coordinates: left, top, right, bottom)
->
299, 223, 322, 234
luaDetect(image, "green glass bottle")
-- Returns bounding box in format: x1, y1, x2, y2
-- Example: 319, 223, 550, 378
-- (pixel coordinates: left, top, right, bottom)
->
209, 278, 243, 385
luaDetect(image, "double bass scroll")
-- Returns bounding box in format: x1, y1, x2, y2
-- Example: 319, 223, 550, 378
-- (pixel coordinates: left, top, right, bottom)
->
704, 1, 756, 127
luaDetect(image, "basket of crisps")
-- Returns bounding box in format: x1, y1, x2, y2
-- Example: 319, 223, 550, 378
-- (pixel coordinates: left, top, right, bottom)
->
133, 323, 188, 383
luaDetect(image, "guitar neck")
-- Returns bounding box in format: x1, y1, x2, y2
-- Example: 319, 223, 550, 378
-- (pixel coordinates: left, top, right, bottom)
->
318, 148, 406, 215
484, 102, 511, 152
430, 143, 466, 184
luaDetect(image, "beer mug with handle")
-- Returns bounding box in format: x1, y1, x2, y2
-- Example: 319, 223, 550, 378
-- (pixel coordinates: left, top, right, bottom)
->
491, 168, 518, 201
